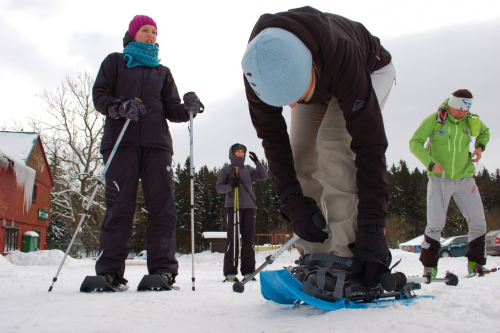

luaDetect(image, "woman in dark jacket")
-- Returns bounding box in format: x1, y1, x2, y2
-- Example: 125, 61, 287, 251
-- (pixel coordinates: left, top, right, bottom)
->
241, 7, 396, 299
92, 15, 203, 290
216, 144, 268, 282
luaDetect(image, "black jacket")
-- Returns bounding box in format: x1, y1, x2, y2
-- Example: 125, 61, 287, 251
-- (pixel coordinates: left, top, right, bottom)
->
93, 32, 190, 154
244, 6, 391, 227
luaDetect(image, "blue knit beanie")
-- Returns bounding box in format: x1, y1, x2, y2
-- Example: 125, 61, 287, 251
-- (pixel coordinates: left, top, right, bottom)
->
241, 28, 312, 107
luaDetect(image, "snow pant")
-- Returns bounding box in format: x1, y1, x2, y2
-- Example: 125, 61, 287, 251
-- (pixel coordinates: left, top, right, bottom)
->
290, 62, 396, 258
96, 146, 179, 282
223, 208, 256, 276
420, 176, 487, 267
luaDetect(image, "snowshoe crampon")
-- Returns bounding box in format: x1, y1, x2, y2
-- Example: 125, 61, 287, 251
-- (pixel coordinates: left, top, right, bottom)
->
80, 275, 129, 292
137, 273, 179, 291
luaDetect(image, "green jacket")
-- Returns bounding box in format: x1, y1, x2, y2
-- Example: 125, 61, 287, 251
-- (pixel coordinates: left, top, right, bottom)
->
409, 107, 490, 179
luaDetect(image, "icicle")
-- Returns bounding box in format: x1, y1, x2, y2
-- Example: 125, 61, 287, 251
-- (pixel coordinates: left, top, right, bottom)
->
0, 149, 36, 212
0, 154, 9, 171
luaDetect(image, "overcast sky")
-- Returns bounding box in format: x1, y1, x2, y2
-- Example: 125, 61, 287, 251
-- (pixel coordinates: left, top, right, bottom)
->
1, 0, 499, 173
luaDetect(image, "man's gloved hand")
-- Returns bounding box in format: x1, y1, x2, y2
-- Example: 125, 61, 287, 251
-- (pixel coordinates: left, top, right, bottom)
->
183, 92, 202, 115
282, 195, 328, 243
118, 98, 146, 121
248, 151, 258, 163
351, 224, 392, 287
230, 177, 239, 189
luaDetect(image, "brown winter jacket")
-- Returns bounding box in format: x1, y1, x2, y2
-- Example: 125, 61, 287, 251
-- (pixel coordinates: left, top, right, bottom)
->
93, 32, 190, 154
244, 6, 391, 227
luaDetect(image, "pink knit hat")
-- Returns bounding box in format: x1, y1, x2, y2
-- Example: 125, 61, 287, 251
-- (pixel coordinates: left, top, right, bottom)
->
128, 15, 157, 37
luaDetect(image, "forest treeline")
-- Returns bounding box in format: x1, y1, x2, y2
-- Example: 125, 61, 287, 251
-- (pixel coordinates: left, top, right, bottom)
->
48, 156, 500, 255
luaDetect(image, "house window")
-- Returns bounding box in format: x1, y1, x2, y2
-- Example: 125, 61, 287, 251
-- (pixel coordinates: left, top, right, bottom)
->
32, 182, 37, 204
4, 228, 19, 252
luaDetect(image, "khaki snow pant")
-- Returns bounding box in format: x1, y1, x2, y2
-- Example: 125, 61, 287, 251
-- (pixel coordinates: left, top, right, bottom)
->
290, 62, 396, 258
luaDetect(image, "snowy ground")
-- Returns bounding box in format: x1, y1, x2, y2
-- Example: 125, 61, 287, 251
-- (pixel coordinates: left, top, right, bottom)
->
1, 249, 499, 333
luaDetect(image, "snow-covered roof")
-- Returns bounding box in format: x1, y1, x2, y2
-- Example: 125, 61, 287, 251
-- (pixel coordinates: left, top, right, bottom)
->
0, 133, 37, 211
0, 131, 39, 164
23, 231, 39, 237
399, 234, 444, 246
202, 232, 227, 239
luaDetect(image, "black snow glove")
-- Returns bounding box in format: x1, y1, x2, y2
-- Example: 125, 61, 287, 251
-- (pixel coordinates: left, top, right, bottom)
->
350, 224, 392, 287
281, 195, 328, 243
183, 92, 203, 115
106, 98, 124, 119
249, 151, 258, 163
230, 177, 240, 189
118, 98, 146, 122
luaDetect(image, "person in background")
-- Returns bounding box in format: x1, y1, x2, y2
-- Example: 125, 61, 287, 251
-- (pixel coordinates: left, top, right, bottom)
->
216, 144, 268, 282
410, 89, 489, 277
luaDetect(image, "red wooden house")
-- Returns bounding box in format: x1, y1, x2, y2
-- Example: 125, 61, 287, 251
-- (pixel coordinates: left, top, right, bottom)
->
0, 131, 53, 255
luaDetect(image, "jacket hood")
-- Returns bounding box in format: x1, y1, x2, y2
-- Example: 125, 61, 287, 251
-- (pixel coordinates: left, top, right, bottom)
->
229, 143, 246, 167
123, 31, 135, 48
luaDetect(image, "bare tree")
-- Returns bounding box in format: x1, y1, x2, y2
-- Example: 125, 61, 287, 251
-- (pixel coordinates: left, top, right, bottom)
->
31, 72, 105, 255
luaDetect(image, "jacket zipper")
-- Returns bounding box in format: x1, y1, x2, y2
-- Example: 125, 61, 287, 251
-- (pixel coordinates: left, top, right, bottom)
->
458, 127, 464, 152
141, 67, 145, 146
451, 123, 458, 178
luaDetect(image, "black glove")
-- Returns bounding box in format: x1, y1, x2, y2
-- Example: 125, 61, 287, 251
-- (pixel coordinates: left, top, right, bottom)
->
230, 177, 240, 189
350, 224, 392, 287
248, 151, 258, 163
281, 195, 328, 243
118, 99, 146, 121
106, 99, 123, 119
183, 92, 202, 115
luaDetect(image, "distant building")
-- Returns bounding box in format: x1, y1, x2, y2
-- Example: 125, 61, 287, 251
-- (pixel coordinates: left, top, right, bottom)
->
0, 132, 53, 255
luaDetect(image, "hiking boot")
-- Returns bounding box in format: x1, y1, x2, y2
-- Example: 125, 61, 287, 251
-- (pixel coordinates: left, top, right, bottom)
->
423, 266, 438, 279
468, 261, 484, 275
99, 274, 129, 291
243, 274, 257, 282
224, 274, 239, 282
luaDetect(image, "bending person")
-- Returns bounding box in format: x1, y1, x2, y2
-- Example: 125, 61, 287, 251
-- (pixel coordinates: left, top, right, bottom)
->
241, 6, 396, 300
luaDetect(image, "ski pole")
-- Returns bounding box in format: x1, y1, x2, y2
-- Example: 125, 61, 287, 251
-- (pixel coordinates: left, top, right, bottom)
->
393, 271, 459, 287
232, 167, 239, 266
233, 212, 326, 293
189, 110, 196, 291
236, 169, 241, 265
48, 119, 131, 292
187, 97, 203, 291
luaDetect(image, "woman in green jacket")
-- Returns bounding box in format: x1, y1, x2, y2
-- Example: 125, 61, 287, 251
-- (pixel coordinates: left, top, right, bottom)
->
409, 89, 490, 277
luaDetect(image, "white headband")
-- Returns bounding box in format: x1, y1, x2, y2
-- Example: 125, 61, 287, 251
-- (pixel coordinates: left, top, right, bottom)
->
448, 95, 473, 111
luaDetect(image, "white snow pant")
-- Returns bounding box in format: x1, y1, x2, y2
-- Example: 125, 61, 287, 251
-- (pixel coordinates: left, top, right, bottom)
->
290, 62, 396, 258
421, 176, 487, 265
